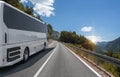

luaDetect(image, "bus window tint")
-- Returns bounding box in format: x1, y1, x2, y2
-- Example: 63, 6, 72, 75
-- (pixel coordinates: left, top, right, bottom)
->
3, 4, 46, 33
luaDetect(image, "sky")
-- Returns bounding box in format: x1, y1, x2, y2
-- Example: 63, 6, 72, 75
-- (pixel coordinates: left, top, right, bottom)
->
20, 0, 120, 43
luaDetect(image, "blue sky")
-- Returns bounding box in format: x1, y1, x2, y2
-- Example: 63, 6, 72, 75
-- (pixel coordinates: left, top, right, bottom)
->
21, 0, 120, 43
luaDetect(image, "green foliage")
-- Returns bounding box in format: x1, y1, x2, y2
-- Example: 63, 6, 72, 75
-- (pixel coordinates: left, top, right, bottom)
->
98, 50, 120, 77
17, 2, 25, 12
47, 24, 53, 39
82, 40, 96, 51
102, 62, 120, 77
103, 50, 120, 59
35, 15, 43, 21
2, 0, 25, 11
3, 0, 19, 7
59, 31, 96, 50
59, 31, 79, 44
106, 37, 120, 53
25, 6, 34, 16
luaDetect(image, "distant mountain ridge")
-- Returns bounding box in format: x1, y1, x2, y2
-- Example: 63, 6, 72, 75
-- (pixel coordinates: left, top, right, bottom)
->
96, 42, 108, 53
106, 37, 120, 52
52, 31, 60, 40
96, 37, 120, 53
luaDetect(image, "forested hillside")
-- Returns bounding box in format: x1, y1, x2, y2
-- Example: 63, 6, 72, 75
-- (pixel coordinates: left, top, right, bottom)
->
59, 31, 95, 51
106, 37, 120, 53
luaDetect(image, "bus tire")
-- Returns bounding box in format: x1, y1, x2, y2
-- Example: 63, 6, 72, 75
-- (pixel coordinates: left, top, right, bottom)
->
23, 47, 29, 62
44, 42, 46, 50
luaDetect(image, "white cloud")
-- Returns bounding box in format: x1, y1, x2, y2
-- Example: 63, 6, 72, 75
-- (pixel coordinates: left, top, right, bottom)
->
81, 26, 92, 32
20, 0, 28, 3
20, 0, 55, 17
86, 36, 103, 43
33, 2, 55, 17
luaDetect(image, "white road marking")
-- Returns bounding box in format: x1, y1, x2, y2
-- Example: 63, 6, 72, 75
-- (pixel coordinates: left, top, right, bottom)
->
64, 44, 102, 77
34, 43, 58, 77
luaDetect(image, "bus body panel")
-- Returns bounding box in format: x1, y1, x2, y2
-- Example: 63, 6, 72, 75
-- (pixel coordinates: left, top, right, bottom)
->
0, 2, 3, 45
8, 29, 46, 44
2, 39, 46, 67
0, 1, 4, 67
0, 47, 3, 67
0, 1, 48, 67
7, 29, 47, 56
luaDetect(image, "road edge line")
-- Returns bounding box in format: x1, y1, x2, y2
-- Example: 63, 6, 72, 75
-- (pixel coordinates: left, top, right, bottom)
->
33, 43, 58, 77
64, 44, 102, 77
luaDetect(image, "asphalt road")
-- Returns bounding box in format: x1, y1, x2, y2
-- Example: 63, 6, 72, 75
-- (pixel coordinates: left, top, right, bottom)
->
0, 42, 101, 77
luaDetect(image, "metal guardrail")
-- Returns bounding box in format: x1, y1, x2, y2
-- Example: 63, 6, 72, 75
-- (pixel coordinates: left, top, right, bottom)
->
68, 44, 120, 67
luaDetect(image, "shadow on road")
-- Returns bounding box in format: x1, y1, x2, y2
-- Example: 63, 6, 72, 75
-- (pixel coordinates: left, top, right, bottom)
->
0, 47, 55, 77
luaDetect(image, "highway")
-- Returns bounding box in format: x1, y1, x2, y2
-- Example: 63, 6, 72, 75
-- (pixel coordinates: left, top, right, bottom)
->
0, 42, 101, 77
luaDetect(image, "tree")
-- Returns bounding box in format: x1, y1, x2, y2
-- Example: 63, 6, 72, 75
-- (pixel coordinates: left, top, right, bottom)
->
59, 31, 78, 44
78, 35, 87, 44
59, 31, 96, 50
35, 15, 43, 21
25, 6, 34, 16
73, 31, 76, 34
82, 40, 96, 51
3, 0, 19, 7
2, 0, 25, 12
47, 24, 53, 39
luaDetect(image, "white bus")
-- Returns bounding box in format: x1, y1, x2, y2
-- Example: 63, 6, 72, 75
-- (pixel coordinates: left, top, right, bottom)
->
0, 1, 48, 67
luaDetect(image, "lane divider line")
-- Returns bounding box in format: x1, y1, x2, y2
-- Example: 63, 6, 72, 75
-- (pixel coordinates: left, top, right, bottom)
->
64, 44, 101, 77
34, 43, 58, 77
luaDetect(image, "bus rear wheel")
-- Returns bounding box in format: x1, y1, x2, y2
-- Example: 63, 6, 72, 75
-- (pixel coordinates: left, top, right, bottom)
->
23, 48, 29, 62
44, 42, 46, 50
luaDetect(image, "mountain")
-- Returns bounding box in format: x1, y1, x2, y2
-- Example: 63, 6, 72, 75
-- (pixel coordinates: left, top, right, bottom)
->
106, 37, 120, 52
96, 37, 120, 53
96, 42, 108, 53
97, 42, 108, 47
52, 31, 60, 40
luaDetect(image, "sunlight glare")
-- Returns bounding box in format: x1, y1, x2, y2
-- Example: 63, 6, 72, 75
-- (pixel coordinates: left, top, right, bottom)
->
90, 38, 97, 44
87, 36, 102, 44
